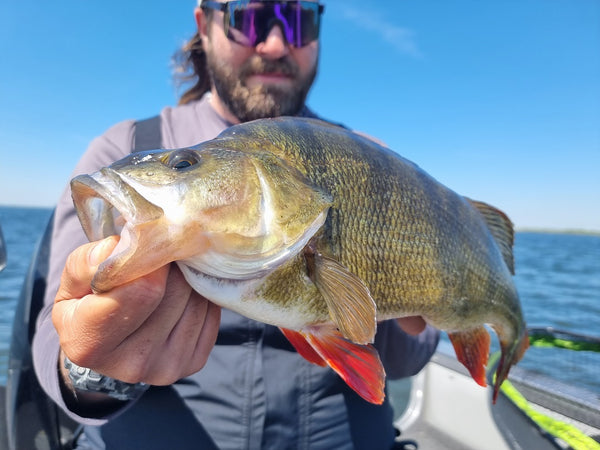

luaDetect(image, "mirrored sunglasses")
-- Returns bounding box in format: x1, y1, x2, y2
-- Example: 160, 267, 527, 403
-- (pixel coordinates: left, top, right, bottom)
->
201, 0, 325, 48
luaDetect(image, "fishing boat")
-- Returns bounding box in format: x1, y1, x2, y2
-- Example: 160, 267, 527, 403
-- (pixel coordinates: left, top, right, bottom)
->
0, 224, 6, 273
0, 219, 598, 450
392, 335, 600, 449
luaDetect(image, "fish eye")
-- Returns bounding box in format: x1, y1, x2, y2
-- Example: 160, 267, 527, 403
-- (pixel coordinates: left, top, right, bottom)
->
166, 150, 200, 171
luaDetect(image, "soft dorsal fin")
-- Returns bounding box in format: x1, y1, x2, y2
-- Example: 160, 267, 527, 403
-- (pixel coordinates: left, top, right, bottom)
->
305, 247, 377, 345
467, 199, 515, 274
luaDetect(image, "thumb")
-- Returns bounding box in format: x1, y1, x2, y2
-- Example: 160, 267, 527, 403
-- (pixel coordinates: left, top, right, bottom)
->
55, 236, 119, 302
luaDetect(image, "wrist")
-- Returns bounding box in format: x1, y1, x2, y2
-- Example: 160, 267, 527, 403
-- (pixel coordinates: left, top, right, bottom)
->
63, 356, 149, 401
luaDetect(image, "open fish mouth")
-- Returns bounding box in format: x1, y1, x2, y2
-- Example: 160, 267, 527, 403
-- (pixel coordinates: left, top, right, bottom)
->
71, 168, 164, 242
70, 169, 171, 292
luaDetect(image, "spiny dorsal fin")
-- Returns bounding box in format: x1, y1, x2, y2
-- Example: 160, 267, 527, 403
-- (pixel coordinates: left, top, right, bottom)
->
306, 250, 377, 344
467, 199, 515, 274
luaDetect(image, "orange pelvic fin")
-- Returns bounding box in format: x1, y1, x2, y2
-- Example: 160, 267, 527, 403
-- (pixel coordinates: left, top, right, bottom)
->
448, 326, 491, 388
279, 328, 327, 367
280, 326, 385, 404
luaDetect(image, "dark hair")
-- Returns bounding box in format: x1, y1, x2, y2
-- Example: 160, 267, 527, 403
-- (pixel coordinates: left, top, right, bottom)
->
173, 10, 214, 105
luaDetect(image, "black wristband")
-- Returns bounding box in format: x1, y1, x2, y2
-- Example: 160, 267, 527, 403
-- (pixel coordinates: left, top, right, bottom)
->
64, 356, 149, 401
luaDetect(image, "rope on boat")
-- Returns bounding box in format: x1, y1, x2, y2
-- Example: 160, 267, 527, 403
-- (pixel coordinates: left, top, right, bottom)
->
500, 380, 600, 450
498, 327, 600, 450
528, 327, 600, 353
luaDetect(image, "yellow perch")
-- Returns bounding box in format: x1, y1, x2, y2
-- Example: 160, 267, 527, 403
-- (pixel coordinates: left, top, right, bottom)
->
71, 117, 528, 404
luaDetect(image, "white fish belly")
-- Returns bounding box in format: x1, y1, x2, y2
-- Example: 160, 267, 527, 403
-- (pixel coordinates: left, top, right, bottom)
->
177, 262, 315, 330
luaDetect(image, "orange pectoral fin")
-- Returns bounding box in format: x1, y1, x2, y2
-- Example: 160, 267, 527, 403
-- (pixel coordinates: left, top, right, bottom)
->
448, 326, 491, 388
280, 326, 386, 405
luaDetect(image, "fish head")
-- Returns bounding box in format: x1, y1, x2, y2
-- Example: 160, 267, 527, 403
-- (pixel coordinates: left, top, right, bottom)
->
71, 145, 332, 292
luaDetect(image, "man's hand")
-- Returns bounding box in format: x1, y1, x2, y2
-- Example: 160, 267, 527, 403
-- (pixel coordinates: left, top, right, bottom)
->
53, 236, 221, 387
396, 316, 427, 336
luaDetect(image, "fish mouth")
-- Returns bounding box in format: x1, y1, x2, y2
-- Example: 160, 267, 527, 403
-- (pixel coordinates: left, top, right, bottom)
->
70, 168, 167, 290
71, 168, 164, 242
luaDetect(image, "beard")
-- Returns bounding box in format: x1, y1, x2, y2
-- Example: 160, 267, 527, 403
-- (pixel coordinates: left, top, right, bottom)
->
205, 49, 317, 122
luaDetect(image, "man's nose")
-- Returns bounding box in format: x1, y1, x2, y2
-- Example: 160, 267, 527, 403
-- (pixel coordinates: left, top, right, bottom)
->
255, 25, 290, 59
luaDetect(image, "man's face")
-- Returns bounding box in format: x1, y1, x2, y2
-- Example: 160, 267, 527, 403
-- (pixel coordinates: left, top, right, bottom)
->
197, 4, 320, 123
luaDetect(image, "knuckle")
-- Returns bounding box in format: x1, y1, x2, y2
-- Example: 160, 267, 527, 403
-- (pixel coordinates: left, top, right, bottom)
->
128, 276, 167, 308
189, 357, 209, 374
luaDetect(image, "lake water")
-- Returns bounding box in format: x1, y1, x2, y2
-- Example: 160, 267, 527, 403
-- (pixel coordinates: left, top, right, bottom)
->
0, 205, 598, 393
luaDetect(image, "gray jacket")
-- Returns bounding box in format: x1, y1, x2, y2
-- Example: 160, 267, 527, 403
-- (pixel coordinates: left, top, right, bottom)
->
33, 95, 440, 449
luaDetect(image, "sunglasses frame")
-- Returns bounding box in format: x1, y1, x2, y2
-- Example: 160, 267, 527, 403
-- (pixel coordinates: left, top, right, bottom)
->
201, 0, 325, 48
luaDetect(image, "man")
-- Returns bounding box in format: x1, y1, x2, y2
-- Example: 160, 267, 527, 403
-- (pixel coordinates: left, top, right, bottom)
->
33, 1, 440, 448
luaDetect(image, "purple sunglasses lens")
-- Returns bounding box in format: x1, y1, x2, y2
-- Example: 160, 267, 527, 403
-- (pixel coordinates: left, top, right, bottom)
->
227, 1, 322, 47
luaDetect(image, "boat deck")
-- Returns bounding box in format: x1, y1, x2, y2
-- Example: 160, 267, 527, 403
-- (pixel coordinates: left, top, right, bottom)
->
390, 348, 600, 449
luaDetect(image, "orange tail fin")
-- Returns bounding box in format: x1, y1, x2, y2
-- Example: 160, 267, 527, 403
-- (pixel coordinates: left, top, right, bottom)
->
280, 327, 386, 404
448, 326, 491, 388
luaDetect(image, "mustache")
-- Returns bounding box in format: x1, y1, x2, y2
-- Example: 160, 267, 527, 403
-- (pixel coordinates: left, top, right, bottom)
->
240, 56, 299, 78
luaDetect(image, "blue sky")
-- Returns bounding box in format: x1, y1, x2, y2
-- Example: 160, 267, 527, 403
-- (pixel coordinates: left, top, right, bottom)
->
1, 0, 599, 231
